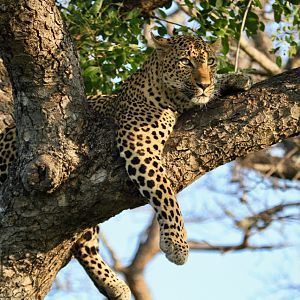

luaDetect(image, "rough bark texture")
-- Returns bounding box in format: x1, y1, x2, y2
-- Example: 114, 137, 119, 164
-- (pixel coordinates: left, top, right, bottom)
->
0, 0, 88, 195
0, 0, 300, 299
0, 67, 299, 299
0, 0, 88, 298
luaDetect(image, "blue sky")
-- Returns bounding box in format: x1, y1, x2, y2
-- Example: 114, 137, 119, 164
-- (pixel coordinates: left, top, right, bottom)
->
46, 162, 300, 300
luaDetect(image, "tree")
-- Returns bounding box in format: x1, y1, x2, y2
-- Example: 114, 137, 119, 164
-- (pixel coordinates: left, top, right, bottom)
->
0, 0, 299, 299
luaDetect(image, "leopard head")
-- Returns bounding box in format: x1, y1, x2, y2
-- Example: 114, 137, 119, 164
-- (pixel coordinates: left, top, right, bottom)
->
151, 33, 220, 111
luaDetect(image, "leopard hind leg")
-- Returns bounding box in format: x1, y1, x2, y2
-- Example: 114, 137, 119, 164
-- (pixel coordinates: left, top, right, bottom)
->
72, 226, 131, 300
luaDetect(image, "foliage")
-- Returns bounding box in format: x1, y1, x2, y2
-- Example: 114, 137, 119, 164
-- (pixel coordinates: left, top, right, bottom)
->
58, 0, 300, 93
59, 0, 149, 94
154, 0, 300, 72
271, 0, 300, 65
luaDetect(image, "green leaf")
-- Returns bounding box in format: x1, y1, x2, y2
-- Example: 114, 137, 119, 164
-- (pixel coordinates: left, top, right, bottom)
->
222, 36, 229, 54
253, 0, 263, 9
84, 66, 101, 77
158, 9, 167, 18
164, 1, 173, 9
276, 56, 282, 67
273, 4, 282, 23
245, 11, 260, 35
259, 21, 265, 31
59, 0, 299, 95
217, 65, 235, 74
288, 42, 298, 57
216, 0, 223, 8
289, 0, 300, 4
92, 0, 103, 15
157, 26, 167, 36
184, 0, 194, 8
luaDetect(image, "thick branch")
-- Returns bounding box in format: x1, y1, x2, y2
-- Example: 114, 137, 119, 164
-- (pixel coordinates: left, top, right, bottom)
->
240, 37, 282, 75
164, 68, 300, 191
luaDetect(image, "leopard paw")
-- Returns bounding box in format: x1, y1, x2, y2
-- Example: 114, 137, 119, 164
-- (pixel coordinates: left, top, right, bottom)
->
217, 73, 252, 95
160, 235, 189, 265
105, 279, 131, 300
227, 73, 252, 91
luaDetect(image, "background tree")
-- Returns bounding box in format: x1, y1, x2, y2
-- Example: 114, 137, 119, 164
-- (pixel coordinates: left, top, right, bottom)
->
0, 0, 300, 299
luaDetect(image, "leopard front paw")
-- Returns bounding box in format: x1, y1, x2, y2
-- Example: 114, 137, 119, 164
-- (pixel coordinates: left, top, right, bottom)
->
105, 279, 131, 300
160, 234, 189, 265
227, 73, 252, 91
217, 73, 252, 95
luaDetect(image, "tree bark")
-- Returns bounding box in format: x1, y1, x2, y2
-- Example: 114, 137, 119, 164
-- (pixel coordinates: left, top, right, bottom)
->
0, 0, 88, 298
0, 1, 300, 299
0, 0, 88, 195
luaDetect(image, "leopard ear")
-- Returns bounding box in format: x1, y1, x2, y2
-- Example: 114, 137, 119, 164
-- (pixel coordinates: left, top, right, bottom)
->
210, 38, 221, 53
150, 32, 170, 51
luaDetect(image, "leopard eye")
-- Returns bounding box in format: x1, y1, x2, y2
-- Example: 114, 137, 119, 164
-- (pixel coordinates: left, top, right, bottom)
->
180, 58, 192, 66
207, 57, 215, 65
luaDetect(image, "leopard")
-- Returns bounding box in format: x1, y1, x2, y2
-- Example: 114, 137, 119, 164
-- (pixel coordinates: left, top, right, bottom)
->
0, 33, 251, 299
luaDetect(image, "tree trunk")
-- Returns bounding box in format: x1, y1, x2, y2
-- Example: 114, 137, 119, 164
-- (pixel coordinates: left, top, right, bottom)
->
0, 0, 88, 298
0, 1, 300, 299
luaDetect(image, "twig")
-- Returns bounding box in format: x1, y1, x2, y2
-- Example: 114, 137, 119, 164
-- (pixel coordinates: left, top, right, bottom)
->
100, 232, 125, 272
150, 15, 196, 33
240, 37, 282, 74
188, 240, 288, 253
175, 0, 198, 17
235, 0, 254, 72
266, 147, 299, 177
236, 202, 300, 233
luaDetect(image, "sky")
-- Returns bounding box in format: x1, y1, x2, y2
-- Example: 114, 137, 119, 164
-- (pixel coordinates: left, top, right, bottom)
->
46, 162, 300, 300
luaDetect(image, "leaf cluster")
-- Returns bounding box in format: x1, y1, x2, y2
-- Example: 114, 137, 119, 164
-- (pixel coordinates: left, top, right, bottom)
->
60, 0, 149, 94
153, 0, 266, 73
154, 0, 300, 72
58, 0, 300, 93
271, 0, 300, 66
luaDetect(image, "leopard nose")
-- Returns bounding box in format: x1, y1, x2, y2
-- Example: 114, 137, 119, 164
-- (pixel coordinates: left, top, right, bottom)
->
196, 82, 210, 90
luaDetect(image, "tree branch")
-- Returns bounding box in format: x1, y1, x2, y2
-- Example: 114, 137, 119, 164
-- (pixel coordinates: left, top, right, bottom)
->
188, 241, 286, 252
112, 197, 292, 300
165, 68, 300, 191
240, 37, 282, 74
239, 143, 300, 180
123, 215, 159, 300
